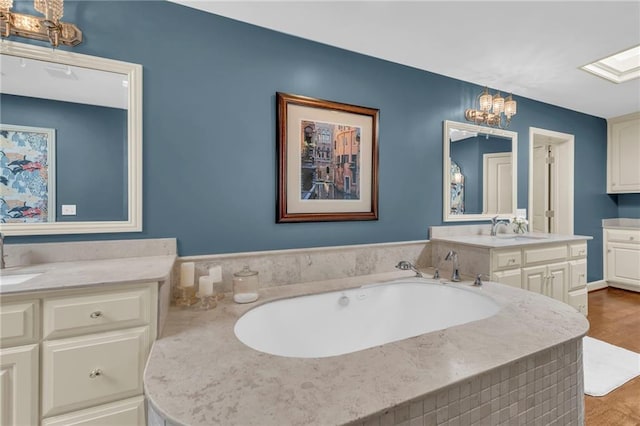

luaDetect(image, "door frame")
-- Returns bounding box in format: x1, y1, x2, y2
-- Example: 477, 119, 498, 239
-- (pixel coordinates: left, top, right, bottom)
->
528, 127, 574, 235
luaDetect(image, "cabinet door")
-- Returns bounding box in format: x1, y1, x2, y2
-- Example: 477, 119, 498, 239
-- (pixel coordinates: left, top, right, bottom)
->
547, 262, 569, 302
522, 265, 547, 295
608, 117, 640, 192
0, 344, 39, 426
492, 269, 522, 289
607, 242, 640, 285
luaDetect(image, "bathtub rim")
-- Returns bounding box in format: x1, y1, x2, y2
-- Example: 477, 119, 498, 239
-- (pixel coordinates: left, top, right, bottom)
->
144, 269, 589, 426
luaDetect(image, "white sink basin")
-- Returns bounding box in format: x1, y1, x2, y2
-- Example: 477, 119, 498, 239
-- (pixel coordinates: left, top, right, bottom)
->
0, 273, 42, 286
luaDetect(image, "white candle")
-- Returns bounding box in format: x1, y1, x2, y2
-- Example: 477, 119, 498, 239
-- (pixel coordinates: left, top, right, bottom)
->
209, 265, 222, 282
199, 275, 214, 296
180, 262, 195, 288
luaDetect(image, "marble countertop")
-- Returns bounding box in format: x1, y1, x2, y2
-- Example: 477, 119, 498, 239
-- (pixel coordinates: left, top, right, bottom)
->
0, 255, 176, 294
144, 270, 589, 426
602, 218, 640, 229
430, 232, 592, 249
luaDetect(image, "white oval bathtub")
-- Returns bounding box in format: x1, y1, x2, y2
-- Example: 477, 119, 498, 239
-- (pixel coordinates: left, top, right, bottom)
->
234, 279, 500, 358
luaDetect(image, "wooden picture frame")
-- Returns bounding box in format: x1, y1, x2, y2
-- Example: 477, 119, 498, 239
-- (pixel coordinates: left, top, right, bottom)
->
276, 92, 379, 223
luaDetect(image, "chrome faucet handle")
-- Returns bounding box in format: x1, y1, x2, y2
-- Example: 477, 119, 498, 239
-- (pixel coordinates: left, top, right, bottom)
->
395, 260, 423, 278
433, 268, 440, 279
473, 274, 490, 286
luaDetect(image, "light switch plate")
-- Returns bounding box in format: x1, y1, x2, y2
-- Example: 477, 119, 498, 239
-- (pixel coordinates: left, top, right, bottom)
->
61, 204, 76, 216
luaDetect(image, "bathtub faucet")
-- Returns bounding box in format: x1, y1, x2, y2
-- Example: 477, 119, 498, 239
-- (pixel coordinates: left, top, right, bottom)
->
444, 250, 461, 282
395, 261, 423, 278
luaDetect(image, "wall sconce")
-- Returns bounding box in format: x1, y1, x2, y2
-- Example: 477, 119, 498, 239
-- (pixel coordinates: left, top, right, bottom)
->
465, 87, 517, 128
0, 0, 82, 47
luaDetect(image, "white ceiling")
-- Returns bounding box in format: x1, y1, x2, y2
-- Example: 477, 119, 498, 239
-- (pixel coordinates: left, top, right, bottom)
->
170, 0, 640, 119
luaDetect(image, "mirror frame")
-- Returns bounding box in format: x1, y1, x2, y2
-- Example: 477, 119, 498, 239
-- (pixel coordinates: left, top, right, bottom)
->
443, 120, 518, 222
0, 41, 142, 236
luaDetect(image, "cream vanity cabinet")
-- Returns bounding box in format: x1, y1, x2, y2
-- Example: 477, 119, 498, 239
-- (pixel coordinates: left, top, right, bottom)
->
607, 112, 640, 193
489, 241, 588, 314
0, 282, 157, 426
604, 228, 640, 292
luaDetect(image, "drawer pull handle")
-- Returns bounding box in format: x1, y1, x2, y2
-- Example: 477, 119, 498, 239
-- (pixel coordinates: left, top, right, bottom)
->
90, 311, 103, 319
631, 237, 635, 241
89, 369, 103, 378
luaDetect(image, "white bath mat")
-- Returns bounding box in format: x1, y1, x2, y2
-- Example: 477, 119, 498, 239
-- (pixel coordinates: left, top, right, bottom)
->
583, 336, 640, 397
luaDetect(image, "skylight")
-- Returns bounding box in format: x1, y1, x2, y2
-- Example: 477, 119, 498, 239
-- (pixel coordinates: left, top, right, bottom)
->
581, 45, 640, 84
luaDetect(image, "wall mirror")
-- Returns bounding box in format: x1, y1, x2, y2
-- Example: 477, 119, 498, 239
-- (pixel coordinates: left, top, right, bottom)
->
443, 120, 517, 222
0, 41, 142, 236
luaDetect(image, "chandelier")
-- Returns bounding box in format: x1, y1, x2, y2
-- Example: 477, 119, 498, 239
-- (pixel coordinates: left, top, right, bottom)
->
0, 0, 82, 47
465, 87, 517, 128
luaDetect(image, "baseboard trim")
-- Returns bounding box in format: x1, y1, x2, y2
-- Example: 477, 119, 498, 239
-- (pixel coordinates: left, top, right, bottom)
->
587, 280, 608, 292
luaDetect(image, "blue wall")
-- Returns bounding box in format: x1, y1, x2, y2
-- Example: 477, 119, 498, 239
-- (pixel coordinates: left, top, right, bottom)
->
618, 194, 640, 218
6, 1, 619, 282
1, 94, 127, 221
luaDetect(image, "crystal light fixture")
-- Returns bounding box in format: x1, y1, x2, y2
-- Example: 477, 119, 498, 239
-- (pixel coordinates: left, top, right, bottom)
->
0, 0, 81, 47
465, 87, 517, 128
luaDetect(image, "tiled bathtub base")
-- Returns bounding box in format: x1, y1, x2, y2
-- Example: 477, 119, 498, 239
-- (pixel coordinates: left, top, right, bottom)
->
350, 339, 583, 426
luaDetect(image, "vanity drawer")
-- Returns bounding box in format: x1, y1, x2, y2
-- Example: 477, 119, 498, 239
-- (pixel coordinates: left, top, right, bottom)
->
43, 286, 152, 340
606, 229, 640, 244
523, 245, 567, 266
42, 396, 145, 426
493, 249, 522, 270
569, 242, 588, 258
42, 326, 150, 417
0, 300, 39, 347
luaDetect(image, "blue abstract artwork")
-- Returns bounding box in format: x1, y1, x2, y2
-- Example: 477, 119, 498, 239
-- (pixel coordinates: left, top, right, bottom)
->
1, 124, 55, 223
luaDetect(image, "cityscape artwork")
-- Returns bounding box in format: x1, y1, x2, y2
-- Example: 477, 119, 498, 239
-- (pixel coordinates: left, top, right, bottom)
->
300, 120, 361, 201
277, 92, 379, 223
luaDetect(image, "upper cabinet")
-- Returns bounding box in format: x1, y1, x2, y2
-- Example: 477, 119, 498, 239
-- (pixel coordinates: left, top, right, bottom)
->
607, 112, 640, 194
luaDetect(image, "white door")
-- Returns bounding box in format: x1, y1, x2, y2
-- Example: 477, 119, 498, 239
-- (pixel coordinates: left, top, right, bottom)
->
547, 262, 569, 302
532, 145, 549, 233
528, 128, 574, 236
522, 265, 547, 295
483, 153, 512, 214
609, 119, 640, 192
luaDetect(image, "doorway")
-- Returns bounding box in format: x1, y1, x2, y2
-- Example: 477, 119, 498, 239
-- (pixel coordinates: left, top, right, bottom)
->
528, 128, 574, 235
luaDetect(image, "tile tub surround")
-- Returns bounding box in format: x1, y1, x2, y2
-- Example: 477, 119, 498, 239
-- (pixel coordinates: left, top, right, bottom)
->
173, 240, 431, 294
144, 272, 588, 426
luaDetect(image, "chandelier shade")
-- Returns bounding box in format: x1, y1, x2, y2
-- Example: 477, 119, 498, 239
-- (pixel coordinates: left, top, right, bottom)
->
0, 0, 81, 47
465, 87, 517, 128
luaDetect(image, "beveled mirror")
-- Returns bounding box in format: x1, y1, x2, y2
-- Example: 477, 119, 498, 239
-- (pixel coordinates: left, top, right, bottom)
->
0, 41, 142, 236
443, 120, 517, 222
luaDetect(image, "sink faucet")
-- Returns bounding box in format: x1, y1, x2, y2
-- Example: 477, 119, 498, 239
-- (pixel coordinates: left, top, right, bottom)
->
490, 216, 510, 236
395, 260, 423, 278
444, 250, 461, 282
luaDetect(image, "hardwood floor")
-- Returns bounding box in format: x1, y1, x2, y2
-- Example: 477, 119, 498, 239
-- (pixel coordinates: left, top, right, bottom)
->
585, 287, 640, 426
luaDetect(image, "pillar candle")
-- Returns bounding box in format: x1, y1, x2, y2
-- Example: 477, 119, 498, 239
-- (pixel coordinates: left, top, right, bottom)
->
199, 275, 214, 296
180, 262, 195, 288
209, 265, 222, 282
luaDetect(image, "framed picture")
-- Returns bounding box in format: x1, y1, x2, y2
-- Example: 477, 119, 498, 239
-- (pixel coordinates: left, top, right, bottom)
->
276, 92, 379, 222
1, 124, 56, 223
